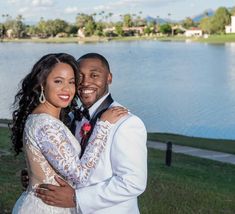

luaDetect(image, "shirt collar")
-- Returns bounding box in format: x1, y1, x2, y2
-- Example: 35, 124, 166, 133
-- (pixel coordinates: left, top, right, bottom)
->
87, 93, 110, 118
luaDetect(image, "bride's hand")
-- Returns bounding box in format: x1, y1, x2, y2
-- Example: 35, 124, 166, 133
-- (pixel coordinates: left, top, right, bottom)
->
100, 107, 128, 124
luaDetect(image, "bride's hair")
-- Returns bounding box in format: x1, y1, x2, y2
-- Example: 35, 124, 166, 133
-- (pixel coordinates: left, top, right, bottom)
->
11, 53, 79, 155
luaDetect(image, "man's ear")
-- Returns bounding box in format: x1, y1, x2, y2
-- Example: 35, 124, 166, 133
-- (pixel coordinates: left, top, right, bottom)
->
108, 72, 112, 84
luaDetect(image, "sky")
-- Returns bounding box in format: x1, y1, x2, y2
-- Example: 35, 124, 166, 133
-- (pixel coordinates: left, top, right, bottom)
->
0, 0, 234, 23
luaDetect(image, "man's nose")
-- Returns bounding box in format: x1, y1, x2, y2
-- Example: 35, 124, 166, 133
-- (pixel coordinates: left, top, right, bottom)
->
80, 76, 90, 85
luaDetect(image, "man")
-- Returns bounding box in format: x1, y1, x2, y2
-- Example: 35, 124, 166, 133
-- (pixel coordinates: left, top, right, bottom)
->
35, 53, 147, 213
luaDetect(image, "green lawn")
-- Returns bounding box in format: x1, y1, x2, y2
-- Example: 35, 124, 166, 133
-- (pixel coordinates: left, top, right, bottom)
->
148, 132, 235, 154
1, 34, 235, 44
0, 128, 11, 151
196, 34, 235, 43
139, 149, 235, 214
1, 127, 235, 213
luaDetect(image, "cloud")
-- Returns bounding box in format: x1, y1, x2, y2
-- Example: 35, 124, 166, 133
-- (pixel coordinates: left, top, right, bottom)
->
32, 0, 54, 7
18, 7, 29, 13
94, 0, 186, 12
94, 5, 111, 11
64, 6, 79, 14
7, 0, 20, 3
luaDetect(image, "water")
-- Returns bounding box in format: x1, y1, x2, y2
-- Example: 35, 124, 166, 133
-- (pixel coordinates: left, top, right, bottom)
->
1, 40, 235, 139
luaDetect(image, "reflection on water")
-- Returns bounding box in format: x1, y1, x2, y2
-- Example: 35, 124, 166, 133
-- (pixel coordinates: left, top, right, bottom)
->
1, 41, 235, 139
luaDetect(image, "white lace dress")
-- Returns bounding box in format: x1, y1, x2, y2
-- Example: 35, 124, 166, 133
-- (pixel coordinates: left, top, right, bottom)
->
12, 113, 112, 214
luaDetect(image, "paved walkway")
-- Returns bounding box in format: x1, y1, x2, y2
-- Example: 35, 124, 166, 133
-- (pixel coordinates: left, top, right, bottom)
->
147, 141, 235, 165
1, 123, 235, 165
0, 123, 8, 128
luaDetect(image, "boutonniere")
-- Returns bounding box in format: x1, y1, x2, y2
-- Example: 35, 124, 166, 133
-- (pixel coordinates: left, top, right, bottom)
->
80, 122, 92, 138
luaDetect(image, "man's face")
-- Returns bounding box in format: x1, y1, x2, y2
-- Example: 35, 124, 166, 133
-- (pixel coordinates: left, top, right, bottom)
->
78, 58, 112, 108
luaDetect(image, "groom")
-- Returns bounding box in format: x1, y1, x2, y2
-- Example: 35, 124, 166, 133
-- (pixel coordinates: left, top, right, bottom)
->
36, 53, 147, 213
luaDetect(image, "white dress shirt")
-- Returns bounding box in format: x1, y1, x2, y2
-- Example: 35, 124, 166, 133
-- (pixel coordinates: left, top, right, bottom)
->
75, 93, 110, 142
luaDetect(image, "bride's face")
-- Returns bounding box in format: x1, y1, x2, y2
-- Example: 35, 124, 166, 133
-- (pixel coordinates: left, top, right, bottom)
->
43, 62, 76, 109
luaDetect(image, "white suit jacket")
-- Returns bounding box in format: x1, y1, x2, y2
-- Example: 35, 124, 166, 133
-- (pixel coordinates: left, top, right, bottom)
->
75, 100, 147, 214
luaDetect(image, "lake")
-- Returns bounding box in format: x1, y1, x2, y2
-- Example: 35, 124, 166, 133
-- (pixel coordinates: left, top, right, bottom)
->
1, 40, 235, 139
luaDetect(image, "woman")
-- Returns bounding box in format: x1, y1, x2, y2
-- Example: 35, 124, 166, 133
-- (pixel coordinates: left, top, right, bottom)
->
11, 53, 127, 213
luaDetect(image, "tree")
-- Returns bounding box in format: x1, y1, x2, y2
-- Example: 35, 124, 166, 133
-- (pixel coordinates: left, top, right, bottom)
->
210, 7, 231, 34
123, 14, 133, 27
76, 13, 94, 29
182, 17, 195, 29
0, 23, 5, 39
115, 22, 124, 36
199, 17, 213, 34
84, 20, 96, 36
4, 15, 26, 38
159, 23, 172, 34
66, 24, 78, 36
230, 6, 235, 15
76, 13, 96, 36
26, 25, 38, 36
150, 20, 156, 32
144, 26, 151, 35
49, 19, 69, 36
94, 22, 104, 36
37, 17, 48, 37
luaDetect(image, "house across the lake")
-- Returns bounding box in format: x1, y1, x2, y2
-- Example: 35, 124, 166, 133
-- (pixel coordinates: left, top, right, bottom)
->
185, 27, 203, 37
225, 16, 235, 34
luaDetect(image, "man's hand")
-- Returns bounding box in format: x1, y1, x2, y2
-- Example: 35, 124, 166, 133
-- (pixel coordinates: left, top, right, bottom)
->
35, 175, 75, 208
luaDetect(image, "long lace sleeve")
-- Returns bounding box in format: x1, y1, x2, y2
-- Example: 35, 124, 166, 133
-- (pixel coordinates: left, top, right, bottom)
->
35, 119, 112, 185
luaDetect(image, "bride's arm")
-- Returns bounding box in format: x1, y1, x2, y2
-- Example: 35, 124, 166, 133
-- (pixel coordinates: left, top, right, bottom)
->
34, 107, 127, 185
35, 119, 112, 185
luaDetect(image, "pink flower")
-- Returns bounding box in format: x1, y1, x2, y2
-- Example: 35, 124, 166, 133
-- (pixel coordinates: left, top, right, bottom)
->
80, 122, 92, 138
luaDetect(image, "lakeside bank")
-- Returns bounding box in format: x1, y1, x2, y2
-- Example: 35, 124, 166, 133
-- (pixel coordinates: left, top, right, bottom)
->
1, 34, 235, 44
1, 122, 235, 155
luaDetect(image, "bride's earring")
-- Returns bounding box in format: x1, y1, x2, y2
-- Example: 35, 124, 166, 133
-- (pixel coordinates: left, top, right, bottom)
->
39, 85, 46, 103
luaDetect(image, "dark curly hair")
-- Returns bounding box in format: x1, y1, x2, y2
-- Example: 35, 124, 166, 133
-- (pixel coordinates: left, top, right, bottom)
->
11, 53, 79, 155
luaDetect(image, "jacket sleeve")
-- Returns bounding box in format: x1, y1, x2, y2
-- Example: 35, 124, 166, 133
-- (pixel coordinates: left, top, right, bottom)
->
75, 115, 147, 213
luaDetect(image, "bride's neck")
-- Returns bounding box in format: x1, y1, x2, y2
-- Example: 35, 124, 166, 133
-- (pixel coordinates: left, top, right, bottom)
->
32, 101, 61, 119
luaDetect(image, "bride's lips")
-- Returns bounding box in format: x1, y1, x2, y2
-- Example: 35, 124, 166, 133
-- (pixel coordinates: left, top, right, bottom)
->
58, 94, 70, 102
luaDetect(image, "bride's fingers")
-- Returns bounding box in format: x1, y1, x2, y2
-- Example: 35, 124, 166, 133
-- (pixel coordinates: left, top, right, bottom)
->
112, 109, 129, 116
110, 106, 128, 111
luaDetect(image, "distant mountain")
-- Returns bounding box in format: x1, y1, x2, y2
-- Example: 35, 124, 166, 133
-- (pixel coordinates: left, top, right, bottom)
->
145, 16, 167, 24
192, 9, 214, 22
145, 9, 215, 24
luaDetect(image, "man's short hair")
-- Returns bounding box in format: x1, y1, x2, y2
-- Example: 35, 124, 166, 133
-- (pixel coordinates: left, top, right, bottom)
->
77, 53, 110, 72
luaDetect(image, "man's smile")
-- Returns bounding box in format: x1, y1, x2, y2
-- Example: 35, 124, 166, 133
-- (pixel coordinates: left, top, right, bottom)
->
79, 88, 96, 95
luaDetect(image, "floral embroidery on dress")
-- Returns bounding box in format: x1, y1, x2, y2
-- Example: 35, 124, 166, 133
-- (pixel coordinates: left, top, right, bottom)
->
23, 114, 112, 190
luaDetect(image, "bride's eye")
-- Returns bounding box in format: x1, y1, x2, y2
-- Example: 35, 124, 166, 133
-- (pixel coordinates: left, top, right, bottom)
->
54, 80, 62, 84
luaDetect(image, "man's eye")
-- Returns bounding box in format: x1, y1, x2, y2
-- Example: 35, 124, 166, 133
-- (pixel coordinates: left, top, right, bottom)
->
70, 80, 75, 84
92, 74, 98, 78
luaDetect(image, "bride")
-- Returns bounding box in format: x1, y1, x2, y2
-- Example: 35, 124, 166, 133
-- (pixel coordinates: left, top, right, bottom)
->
11, 53, 127, 213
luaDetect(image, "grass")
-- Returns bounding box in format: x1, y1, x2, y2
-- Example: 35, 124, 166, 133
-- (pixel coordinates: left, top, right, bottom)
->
1, 34, 235, 44
0, 127, 235, 213
0, 153, 25, 213
196, 33, 235, 43
139, 149, 235, 214
0, 128, 11, 150
148, 132, 235, 154
1, 36, 109, 44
